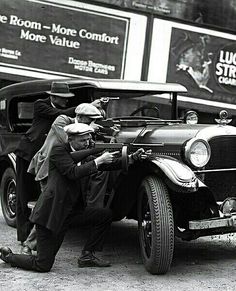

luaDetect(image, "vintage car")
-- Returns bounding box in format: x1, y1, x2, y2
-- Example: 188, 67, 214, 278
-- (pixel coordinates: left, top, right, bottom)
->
0, 78, 236, 275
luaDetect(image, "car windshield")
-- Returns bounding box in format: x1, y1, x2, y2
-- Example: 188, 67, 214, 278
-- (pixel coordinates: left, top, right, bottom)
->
104, 93, 173, 120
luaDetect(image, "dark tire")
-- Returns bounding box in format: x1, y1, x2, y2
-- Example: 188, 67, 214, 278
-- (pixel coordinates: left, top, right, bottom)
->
137, 175, 174, 274
0, 168, 16, 227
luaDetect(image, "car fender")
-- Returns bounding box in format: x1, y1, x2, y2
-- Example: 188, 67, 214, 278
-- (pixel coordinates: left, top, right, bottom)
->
7, 153, 16, 171
0, 153, 16, 184
150, 156, 198, 193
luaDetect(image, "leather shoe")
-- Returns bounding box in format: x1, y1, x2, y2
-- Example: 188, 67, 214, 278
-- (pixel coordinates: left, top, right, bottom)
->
21, 245, 32, 255
78, 251, 111, 268
0, 247, 12, 263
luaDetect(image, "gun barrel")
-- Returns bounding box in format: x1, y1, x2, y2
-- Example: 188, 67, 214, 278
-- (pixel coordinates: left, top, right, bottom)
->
100, 97, 119, 103
71, 143, 124, 162
71, 148, 104, 162
95, 143, 124, 149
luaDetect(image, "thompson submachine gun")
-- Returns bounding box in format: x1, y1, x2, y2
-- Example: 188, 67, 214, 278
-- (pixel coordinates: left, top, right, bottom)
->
71, 142, 129, 171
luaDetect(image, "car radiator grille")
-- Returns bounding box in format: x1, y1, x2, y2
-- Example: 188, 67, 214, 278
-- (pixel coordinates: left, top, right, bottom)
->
204, 136, 236, 200
206, 136, 236, 169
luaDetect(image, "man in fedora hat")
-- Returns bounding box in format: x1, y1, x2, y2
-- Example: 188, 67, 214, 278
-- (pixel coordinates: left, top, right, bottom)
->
170, 32, 213, 95
15, 81, 76, 245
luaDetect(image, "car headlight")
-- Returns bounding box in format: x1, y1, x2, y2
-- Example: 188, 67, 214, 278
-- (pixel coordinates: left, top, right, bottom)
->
184, 110, 198, 124
184, 138, 211, 168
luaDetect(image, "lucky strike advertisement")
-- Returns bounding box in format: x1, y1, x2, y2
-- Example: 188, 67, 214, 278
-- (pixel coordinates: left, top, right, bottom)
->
167, 27, 236, 105
0, 0, 130, 79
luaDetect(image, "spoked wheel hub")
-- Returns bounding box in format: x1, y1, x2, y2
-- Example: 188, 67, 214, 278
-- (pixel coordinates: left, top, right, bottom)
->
5, 179, 16, 217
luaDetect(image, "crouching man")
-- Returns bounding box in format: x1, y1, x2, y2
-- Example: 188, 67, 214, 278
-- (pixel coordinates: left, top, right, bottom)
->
0, 123, 149, 272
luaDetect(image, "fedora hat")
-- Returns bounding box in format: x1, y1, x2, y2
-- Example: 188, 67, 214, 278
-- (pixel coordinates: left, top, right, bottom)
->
171, 32, 196, 57
46, 82, 74, 98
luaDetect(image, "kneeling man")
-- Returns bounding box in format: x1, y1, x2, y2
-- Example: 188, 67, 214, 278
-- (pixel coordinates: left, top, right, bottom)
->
0, 123, 119, 272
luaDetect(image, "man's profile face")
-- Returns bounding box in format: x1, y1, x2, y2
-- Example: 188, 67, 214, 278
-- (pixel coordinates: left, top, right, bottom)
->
182, 47, 202, 70
51, 96, 69, 108
76, 115, 94, 125
69, 133, 92, 151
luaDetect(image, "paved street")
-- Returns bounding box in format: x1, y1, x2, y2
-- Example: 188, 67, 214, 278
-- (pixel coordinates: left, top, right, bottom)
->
0, 208, 236, 291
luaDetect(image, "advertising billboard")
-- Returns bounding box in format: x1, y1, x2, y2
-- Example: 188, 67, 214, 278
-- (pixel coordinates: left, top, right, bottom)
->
167, 28, 236, 105
0, 0, 147, 80
148, 19, 236, 112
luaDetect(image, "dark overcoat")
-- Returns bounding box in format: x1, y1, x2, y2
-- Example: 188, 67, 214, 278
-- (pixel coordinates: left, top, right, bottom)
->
15, 97, 75, 161
30, 143, 97, 233
30, 143, 122, 233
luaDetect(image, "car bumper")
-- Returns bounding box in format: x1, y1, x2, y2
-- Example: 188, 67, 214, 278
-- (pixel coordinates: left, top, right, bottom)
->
189, 213, 236, 230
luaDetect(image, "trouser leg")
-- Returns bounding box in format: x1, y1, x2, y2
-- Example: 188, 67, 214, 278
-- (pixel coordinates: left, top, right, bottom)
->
79, 207, 112, 252
86, 171, 109, 208
23, 179, 48, 250
110, 170, 139, 221
16, 156, 38, 242
8, 219, 70, 272
23, 225, 37, 250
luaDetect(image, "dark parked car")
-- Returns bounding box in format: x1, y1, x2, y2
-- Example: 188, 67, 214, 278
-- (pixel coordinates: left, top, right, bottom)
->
0, 78, 236, 275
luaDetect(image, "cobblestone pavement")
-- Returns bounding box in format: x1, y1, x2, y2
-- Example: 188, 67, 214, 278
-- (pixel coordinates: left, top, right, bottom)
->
0, 208, 236, 291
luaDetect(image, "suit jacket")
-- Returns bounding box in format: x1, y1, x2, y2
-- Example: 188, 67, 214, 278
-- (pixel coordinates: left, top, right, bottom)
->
15, 98, 75, 161
174, 69, 213, 98
30, 143, 122, 233
30, 143, 98, 233
28, 115, 75, 181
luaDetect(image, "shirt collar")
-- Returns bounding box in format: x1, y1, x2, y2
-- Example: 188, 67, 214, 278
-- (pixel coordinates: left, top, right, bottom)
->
51, 101, 56, 108
69, 143, 76, 152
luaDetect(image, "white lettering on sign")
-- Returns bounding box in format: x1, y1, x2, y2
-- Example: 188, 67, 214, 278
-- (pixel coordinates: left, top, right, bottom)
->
216, 63, 236, 78
20, 30, 47, 43
218, 76, 236, 85
10, 15, 42, 30
0, 15, 7, 23
88, 60, 115, 71
19, 30, 80, 49
74, 64, 93, 72
68, 57, 88, 66
49, 35, 80, 48
79, 29, 119, 44
68, 57, 116, 75
0, 48, 21, 60
51, 23, 77, 36
219, 50, 236, 65
215, 49, 236, 86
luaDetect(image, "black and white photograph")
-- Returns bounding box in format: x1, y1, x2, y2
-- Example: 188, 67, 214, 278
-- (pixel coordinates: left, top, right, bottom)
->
0, 1, 236, 290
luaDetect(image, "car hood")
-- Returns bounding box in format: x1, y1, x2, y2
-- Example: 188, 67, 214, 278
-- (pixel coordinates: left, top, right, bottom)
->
116, 123, 236, 145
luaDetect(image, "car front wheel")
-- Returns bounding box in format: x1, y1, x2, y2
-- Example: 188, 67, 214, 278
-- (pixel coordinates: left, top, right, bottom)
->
137, 175, 174, 274
0, 167, 17, 227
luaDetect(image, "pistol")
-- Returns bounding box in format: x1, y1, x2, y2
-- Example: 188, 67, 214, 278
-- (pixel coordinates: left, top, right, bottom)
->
100, 97, 119, 104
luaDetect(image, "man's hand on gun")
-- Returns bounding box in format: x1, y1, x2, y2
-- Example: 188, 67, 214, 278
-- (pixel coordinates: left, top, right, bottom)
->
130, 148, 152, 163
90, 120, 103, 132
94, 147, 152, 167
95, 151, 120, 166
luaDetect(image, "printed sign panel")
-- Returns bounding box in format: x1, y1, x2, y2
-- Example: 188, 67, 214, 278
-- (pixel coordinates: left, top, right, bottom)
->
148, 19, 236, 110
167, 28, 236, 104
0, 0, 146, 80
